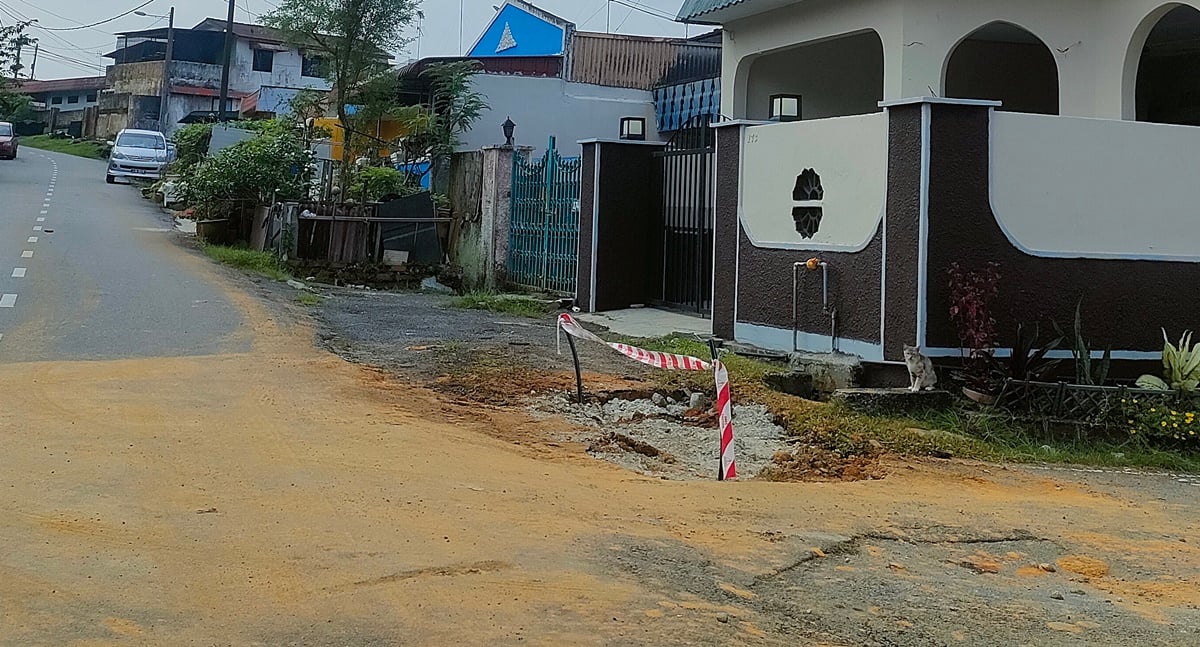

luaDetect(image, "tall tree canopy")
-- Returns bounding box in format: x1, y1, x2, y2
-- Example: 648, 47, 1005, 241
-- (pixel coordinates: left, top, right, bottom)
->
264, 0, 419, 176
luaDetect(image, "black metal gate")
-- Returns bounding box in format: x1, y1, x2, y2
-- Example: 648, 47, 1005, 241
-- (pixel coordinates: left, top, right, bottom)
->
655, 125, 715, 314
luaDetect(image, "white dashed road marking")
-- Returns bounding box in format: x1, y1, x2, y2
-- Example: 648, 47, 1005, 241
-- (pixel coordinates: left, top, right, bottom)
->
11, 268, 25, 278
27, 237, 38, 243
37, 217, 45, 222
0, 294, 16, 308
21, 251, 33, 258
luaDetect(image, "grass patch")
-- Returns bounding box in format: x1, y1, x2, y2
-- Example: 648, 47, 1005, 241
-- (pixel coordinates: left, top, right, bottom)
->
21, 135, 108, 160
295, 292, 322, 307
608, 334, 1200, 472
202, 244, 289, 281
452, 291, 554, 317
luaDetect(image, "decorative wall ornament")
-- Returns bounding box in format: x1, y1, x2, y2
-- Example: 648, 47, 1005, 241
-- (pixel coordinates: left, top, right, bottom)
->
791, 168, 824, 239
496, 23, 518, 53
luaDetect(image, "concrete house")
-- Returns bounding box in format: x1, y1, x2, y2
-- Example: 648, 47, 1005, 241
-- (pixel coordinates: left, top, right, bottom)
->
17, 77, 107, 134
399, 0, 721, 155
100, 19, 332, 137
577, 0, 1200, 367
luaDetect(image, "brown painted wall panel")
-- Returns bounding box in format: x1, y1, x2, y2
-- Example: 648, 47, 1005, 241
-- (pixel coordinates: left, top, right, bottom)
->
735, 230, 883, 345
712, 125, 740, 339
925, 105, 1200, 353
882, 105, 923, 360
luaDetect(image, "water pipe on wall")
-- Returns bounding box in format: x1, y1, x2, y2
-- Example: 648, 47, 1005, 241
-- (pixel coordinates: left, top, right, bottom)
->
792, 258, 838, 353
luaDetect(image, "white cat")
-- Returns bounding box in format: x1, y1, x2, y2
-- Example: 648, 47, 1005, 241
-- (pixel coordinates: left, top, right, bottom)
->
904, 345, 937, 392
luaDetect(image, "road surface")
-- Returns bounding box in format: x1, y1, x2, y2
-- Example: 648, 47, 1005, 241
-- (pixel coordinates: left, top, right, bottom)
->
0, 151, 244, 361
0, 150, 1197, 646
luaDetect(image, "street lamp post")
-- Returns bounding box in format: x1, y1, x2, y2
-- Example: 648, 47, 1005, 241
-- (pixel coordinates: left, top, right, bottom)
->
136, 7, 176, 131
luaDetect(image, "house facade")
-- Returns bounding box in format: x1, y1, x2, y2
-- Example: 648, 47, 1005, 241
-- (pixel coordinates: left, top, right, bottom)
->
578, 0, 1200, 367
402, 0, 721, 155
99, 19, 331, 138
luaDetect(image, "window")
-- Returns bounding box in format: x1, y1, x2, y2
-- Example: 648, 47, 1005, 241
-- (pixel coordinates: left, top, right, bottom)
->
51, 96, 63, 105
67, 95, 80, 104
86, 93, 97, 103
302, 54, 323, 78
253, 49, 274, 72
0, 124, 12, 136
115, 132, 166, 150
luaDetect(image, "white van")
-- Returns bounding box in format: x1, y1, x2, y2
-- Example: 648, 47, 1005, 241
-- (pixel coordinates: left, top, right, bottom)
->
106, 129, 169, 184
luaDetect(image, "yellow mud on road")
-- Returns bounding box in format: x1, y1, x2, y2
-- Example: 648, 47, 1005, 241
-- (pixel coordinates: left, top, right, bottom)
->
1, 259, 1198, 646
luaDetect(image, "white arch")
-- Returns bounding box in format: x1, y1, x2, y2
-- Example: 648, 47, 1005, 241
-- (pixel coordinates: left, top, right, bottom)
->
1122, 2, 1200, 120
941, 20, 1061, 114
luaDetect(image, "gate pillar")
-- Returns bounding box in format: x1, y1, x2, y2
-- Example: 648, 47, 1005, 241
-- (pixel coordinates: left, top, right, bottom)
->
576, 139, 666, 312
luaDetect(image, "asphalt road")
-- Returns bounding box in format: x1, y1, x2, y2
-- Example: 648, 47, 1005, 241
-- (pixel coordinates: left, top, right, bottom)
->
0, 149, 245, 362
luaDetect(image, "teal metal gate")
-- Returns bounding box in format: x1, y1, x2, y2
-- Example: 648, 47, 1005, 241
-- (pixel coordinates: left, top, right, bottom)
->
508, 137, 581, 294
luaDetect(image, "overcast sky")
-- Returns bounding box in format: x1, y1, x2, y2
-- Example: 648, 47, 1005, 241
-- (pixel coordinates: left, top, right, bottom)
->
20, 0, 691, 80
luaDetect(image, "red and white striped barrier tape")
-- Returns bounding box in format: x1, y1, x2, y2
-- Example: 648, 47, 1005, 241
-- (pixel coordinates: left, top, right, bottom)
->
557, 313, 736, 480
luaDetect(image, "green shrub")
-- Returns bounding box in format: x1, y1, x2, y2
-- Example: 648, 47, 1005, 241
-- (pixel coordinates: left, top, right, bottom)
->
1125, 399, 1200, 447
180, 128, 311, 218
170, 123, 214, 173
347, 166, 419, 202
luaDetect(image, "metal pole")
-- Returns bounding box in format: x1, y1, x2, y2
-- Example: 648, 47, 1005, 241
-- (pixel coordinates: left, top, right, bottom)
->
159, 7, 175, 130
459, 0, 464, 55
217, 0, 236, 122
607, 1, 612, 32
566, 332, 584, 404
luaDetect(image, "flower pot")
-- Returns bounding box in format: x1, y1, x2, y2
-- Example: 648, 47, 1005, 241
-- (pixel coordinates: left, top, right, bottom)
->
963, 387, 997, 405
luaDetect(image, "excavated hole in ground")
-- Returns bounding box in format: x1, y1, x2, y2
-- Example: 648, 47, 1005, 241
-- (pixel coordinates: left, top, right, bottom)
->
534, 390, 789, 480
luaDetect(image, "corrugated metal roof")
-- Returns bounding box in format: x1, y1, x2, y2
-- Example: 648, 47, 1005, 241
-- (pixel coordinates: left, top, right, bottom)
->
17, 77, 107, 95
677, 0, 749, 21
567, 32, 720, 90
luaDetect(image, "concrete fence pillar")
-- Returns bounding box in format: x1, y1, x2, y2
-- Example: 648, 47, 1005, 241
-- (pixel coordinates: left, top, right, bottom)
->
479, 144, 527, 289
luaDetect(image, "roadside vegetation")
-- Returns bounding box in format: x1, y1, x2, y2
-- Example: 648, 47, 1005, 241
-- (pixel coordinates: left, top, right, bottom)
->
296, 292, 322, 307
621, 335, 1200, 473
21, 135, 108, 160
201, 244, 290, 281
452, 291, 555, 317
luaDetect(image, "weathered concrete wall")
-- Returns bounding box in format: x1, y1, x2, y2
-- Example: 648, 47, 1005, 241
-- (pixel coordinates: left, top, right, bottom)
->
463, 75, 661, 157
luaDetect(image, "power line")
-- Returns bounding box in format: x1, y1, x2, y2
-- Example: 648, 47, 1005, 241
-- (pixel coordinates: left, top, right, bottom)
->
38, 0, 154, 32
609, 0, 676, 22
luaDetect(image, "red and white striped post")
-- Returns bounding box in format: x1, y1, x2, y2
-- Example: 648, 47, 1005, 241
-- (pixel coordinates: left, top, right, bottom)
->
560, 314, 736, 480
709, 341, 736, 480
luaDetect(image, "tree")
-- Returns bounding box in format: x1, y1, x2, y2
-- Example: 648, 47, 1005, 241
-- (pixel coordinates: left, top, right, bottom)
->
0, 21, 34, 121
263, 0, 419, 187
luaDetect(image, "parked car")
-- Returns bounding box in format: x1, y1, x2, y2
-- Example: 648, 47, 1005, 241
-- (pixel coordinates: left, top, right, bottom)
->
0, 122, 19, 159
106, 129, 169, 184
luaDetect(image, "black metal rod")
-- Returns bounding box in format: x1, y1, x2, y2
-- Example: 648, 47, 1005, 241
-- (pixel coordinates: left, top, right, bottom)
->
566, 332, 584, 404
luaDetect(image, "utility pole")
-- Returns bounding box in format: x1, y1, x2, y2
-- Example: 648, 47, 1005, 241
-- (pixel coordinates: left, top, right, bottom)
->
28, 40, 38, 79
607, 0, 611, 33
158, 7, 175, 129
217, 0, 236, 122
458, 0, 464, 55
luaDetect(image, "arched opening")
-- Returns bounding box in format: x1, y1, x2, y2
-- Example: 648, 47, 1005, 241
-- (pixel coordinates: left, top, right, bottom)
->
944, 22, 1059, 115
1135, 5, 1200, 125
744, 30, 884, 121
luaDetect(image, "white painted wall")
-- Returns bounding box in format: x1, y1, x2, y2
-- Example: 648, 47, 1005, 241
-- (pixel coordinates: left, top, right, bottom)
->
718, 0, 1200, 120
740, 113, 887, 250
226, 39, 330, 95
745, 30, 884, 121
462, 74, 660, 156
990, 110, 1200, 261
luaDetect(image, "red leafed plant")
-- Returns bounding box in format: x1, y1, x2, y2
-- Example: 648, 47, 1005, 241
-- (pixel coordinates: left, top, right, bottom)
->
947, 261, 1001, 359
